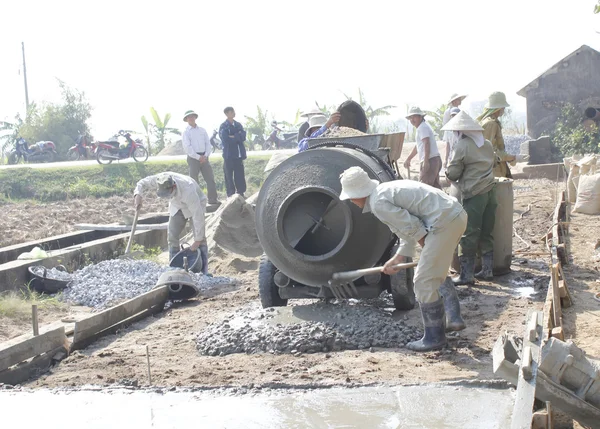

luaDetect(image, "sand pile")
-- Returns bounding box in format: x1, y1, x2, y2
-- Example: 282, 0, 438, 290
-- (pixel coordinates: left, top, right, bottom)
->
321, 127, 367, 138
158, 140, 184, 156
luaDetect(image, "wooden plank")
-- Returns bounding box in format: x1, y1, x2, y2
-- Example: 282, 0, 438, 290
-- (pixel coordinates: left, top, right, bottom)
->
551, 327, 564, 341
551, 265, 562, 330
0, 345, 67, 386
511, 310, 544, 429
73, 286, 168, 344
75, 223, 168, 231
0, 327, 66, 372
557, 265, 573, 308
71, 303, 164, 351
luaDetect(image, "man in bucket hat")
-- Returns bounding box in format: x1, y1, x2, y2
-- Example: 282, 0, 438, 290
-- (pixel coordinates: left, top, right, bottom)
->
182, 110, 220, 206
133, 172, 209, 273
297, 112, 341, 152
443, 111, 498, 284
477, 92, 515, 178
338, 166, 468, 352
298, 107, 327, 143
403, 107, 443, 189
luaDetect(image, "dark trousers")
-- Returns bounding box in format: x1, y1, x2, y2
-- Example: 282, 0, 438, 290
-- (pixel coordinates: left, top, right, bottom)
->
459, 186, 498, 257
223, 158, 246, 197
187, 156, 219, 203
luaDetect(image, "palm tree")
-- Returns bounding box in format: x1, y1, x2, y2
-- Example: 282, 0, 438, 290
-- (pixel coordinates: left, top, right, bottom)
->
142, 107, 181, 154
0, 117, 23, 164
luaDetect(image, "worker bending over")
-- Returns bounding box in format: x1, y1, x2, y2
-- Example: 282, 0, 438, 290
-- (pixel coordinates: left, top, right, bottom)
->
339, 167, 467, 352
443, 111, 498, 284
133, 172, 208, 274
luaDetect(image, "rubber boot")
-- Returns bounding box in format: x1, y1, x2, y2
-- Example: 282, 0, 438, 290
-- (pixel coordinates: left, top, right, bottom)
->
199, 244, 209, 275
475, 252, 494, 280
452, 255, 475, 286
439, 277, 466, 332
406, 299, 447, 352
169, 247, 179, 264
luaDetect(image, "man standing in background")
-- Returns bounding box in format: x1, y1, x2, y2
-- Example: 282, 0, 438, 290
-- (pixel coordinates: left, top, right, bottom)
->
182, 110, 220, 207
219, 106, 247, 198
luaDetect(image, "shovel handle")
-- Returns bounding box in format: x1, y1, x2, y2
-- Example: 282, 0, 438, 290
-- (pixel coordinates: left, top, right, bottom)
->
124, 206, 140, 254
331, 261, 418, 281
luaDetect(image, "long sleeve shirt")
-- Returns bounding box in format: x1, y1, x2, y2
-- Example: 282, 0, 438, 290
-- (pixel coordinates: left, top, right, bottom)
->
134, 172, 207, 242
482, 118, 511, 178
298, 125, 328, 152
445, 136, 496, 200
182, 125, 212, 160
364, 180, 465, 258
219, 120, 247, 160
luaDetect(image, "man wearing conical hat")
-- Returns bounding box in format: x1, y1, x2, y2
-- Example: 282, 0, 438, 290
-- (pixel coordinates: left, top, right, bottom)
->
338, 166, 468, 352
443, 111, 498, 285
477, 92, 515, 178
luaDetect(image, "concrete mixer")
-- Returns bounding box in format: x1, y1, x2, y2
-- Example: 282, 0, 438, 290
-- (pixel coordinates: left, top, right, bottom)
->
255, 137, 415, 310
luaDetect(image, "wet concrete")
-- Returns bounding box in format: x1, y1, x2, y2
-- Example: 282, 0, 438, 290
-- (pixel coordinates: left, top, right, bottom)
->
0, 384, 514, 428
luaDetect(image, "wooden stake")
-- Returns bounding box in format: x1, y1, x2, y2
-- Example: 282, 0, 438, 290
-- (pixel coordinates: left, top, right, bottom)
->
32, 305, 39, 336
146, 345, 152, 385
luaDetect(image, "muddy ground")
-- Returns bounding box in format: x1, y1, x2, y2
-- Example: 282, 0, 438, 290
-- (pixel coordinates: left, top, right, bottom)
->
5, 178, 587, 393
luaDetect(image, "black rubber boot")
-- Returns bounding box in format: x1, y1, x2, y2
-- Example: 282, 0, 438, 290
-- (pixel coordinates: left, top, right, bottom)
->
169, 247, 179, 263
439, 277, 466, 332
475, 252, 494, 280
407, 299, 447, 352
452, 255, 475, 286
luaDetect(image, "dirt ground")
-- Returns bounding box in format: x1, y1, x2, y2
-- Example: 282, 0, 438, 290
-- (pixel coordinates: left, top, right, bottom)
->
9, 178, 576, 392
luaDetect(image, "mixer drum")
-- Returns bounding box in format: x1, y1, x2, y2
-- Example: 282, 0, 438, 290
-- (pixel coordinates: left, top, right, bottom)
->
255, 147, 395, 286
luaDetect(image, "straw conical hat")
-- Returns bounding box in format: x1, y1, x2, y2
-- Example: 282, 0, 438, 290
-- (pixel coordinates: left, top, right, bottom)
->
485, 92, 510, 109
447, 93, 467, 105
441, 111, 484, 132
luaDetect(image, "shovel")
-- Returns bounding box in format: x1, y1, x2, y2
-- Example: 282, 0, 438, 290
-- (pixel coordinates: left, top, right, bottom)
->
327, 260, 418, 299
120, 206, 144, 259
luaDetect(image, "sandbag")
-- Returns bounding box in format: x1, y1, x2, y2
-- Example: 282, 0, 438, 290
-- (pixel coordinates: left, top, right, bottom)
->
566, 159, 580, 204
573, 173, 600, 215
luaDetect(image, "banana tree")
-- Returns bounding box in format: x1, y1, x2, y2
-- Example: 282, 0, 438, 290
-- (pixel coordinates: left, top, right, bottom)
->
142, 107, 181, 154
244, 106, 271, 150
424, 104, 448, 139
343, 88, 396, 128
0, 117, 23, 164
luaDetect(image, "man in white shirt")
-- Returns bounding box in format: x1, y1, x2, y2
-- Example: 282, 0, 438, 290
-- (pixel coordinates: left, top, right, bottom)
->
403, 107, 443, 189
133, 172, 209, 273
338, 166, 468, 352
182, 110, 220, 206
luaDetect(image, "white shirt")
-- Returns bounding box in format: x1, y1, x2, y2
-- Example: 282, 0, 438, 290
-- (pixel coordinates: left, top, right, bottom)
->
364, 180, 464, 257
182, 125, 212, 160
416, 121, 439, 161
134, 172, 207, 242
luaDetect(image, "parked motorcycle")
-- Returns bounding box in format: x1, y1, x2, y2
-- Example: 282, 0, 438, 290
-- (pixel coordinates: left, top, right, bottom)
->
8, 138, 58, 164
210, 130, 222, 151
263, 122, 298, 150
67, 134, 97, 160
95, 130, 148, 164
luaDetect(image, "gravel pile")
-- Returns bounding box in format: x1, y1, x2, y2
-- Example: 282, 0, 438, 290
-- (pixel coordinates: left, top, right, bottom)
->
504, 134, 531, 155
321, 126, 366, 138
196, 301, 422, 356
30, 266, 72, 281
61, 259, 236, 310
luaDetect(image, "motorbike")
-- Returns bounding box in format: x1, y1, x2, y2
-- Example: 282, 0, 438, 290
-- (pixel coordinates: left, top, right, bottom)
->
95, 130, 149, 165
67, 134, 97, 160
8, 138, 58, 164
210, 130, 222, 151
263, 122, 298, 150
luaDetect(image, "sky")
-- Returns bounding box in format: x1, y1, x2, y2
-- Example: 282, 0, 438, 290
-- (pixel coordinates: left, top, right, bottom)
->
1, 0, 599, 139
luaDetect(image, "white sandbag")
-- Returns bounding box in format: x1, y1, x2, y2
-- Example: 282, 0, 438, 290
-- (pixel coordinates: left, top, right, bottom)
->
577, 154, 597, 175
573, 173, 600, 215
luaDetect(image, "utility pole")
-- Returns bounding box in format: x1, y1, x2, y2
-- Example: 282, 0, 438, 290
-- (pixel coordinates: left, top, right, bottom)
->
22, 42, 30, 114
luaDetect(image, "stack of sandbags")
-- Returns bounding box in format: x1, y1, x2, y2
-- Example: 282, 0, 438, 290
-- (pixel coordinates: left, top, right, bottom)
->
570, 155, 600, 214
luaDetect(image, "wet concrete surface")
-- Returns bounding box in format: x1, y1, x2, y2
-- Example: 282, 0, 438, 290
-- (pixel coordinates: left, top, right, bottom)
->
0, 384, 515, 428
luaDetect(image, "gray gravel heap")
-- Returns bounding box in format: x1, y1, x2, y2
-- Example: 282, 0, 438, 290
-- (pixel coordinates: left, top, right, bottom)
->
61, 259, 236, 310
30, 266, 72, 281
196, 301, 422, 356
504, 134, 531, 155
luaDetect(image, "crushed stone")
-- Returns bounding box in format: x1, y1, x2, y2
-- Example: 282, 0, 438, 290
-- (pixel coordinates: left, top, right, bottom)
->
60, 259, 236, 310
196, 300, 422, 356
320, 126, 367, 138
30, 266, 72, 281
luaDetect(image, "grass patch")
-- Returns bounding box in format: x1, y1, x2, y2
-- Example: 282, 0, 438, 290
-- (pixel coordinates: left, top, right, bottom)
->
0, 157, 270, 202
0, 287, 68, 321
130, 243, 163, 263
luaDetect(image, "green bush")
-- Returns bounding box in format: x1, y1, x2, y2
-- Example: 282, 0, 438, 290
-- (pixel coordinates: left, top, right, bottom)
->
551, 103, 600, 156
0, 157, 269, 202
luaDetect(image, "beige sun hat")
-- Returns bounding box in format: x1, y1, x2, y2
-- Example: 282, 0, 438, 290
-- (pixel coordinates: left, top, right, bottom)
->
447, 93, 467, 105
485, 92, 510, 109
339, 166, 380, 200
305, 115, 327, 136
405, 106, 427, 119
441, 111, 484, 132
301, 108, 325, 118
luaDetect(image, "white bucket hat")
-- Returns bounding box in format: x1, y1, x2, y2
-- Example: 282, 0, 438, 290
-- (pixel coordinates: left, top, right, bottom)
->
485, 92, 510, 109
447, 94, 467, 105
305, 115, 327, 136
405, 106, 426, 119
442, 111, 484, 132
339, 166, 379, 200
301, 108, 325, 118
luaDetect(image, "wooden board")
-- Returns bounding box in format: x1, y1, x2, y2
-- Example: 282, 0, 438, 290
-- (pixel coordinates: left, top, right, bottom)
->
0, 327, 66, 372
0, 345, 66, 385
75, 223, 168, 231
72, 286, 169, 345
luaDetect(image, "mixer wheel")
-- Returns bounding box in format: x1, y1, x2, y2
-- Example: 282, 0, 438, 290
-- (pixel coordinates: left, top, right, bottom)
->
258, 255, 288, 308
